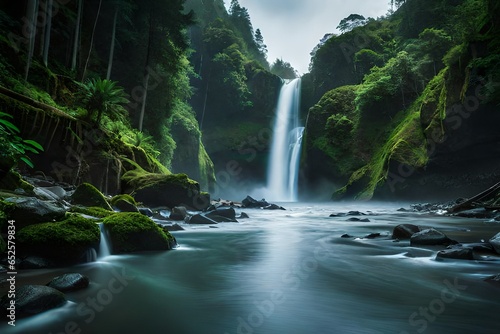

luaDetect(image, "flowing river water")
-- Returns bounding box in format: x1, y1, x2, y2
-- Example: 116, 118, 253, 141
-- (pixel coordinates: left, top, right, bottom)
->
1, 202, 499, 334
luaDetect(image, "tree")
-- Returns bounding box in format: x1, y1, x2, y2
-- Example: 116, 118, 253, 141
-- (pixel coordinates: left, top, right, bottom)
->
270, 58, 298, 79
72, 0, 84, 71
254, 28, 267, 56
418, 28, 452, 76
78, 78, 129, 125
337, 14, 367, 33
24, 0, 38, 81
82, 0, 103, 80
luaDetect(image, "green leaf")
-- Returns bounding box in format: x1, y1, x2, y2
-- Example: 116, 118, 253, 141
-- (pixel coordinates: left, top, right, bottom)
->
23, 139, 44, 151
0, 119, 20, 133
20, 156, 34, 168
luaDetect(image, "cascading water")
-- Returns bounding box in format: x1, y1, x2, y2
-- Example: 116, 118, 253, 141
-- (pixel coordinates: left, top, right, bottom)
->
98, 223, 111, 258
267, 78, 304, 202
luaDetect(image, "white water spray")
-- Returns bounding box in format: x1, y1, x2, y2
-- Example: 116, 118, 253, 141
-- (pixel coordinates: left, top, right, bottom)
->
266, 78, 303, 202
98, 223, 111, 258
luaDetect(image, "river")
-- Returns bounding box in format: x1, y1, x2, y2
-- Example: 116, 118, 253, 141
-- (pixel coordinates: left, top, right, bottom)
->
1, 202, 499, 334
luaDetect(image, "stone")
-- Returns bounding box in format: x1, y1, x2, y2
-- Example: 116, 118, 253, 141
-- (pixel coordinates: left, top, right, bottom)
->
365, 233, 381, 239
162, 223, 184, 231
241, 196, 285, 210
188, 214, 218, 225
170, 206, 189, 220
0, 285, 66, 317
410, 228, 456, 246
71, 183, 112, 211
436, 248, 475, 261
206, 207, 237, 222
392, 224, 421, 239
4, 197, 67, 229
113, 198, 138, 213
454, 208, 497, 219
47, 273, 90, 292
138, 207, 153, 217
19, 256, 55, 269
489, 232, 500, 254
238, 212, 249, 219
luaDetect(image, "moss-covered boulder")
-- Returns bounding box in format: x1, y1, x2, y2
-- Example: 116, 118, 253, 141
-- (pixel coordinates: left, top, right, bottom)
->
0, 170, 34, 193
68, 206, 115, 218
71, 183, 112, 211
110, 194, 138, 213
17, 215, 100, 263
123, 171, 210, 210
103, 212, 176, 253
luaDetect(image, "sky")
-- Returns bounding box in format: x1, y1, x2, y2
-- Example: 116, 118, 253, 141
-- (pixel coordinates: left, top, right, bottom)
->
223, 0, 390, 74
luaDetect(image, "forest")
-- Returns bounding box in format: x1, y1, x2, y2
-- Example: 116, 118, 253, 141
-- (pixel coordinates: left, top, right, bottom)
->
0, 0, 499, 200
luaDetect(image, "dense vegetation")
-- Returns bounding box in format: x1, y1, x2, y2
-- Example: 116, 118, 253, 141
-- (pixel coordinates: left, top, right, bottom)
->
303, 0, 500, 200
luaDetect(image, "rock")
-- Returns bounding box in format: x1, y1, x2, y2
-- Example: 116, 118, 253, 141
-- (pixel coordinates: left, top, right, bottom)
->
238, 212, 249, 219
71, 183, 113, 211
125, 173, 210, 210
241, 196, 285, 210
4, 197, 67, 229
347, 211, 366, 216
17, 215, 100, 263
110, 194, 138, 213
188, 214, 218, 225
346, 217, 370, 222
436, 248, 475, 260
47, 273, 90, 292
0, 285, 66, 317
448, 243, 495, 253
138, 207, 153, 217
489, 232, 500, 254
397, 208, 409, 212
341, 234, 353, 238
410, 228, 456, 246
206, 207, 238, 222
103, 212, 176, 253
365, 233, 381, 239
392, 224, 421, 239
454, 208, 497, 219
330, 213, 347, 217
485, 274, 500, 286
19, 256, 55, 269
162, 223, 184, 231
33, 187, 61, 201
170, 206, 188, 221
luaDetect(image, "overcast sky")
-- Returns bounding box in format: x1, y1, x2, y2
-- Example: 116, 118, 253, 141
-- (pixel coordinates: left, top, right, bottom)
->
223, 0, 390, 74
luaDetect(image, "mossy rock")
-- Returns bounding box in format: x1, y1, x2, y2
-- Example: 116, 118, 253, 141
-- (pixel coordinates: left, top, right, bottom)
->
0, 170, 34, 193
68, 206, 115, 218
103, 212, 176, 254
124, 172, 210, 210
71, 183, 112, 211
17, 215, 100, 263
110, 194, 138, 212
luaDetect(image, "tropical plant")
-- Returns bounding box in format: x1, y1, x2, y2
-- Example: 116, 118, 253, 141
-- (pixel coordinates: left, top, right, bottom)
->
0, 112, 44, 170
78, 78, 129, 125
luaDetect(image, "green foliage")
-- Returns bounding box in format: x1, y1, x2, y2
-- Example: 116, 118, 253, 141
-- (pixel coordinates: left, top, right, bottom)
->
0, 111, 43, 170
270, 59, 298, 79
17, 215, 100, 261
337, 14, 368, 33
77, 78, 129, 125
110, 194, 137, 206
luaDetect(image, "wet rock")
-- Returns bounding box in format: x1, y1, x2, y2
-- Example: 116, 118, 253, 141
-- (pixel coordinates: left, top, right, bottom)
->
241, 196, 285, 210
410, 228, 456, 246
162, 223, 184, 231
346, 217, 370, 222
489, 232, 500, 254
19, 256, 55, 269
341, 234, 353, 238
0, 285, 66, 318
365, 233, 381, 239
347, 211, 366, 216
448, 243, 495, 253
238, 212, 249, 219
188, 214, 218, 225
392, 224, 421, 240
170, 206, 188, 221
397, 208, 409, 212
138, 207, 153, 217
206, 207, 237, 222
485, 274, 500, 286
47, 273, 89, 292
5, 197, 67, 229
454, 208, 497, 219
329, 213, 347, 217
436, 248, 475, 261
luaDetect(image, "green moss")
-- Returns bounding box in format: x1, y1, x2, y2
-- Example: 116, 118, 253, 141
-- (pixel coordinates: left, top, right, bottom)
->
17, 215, 100, 261
103, 212, 176, 253
0, 170, 34, 193
71, 183, 112, 211
68, 206, 114, 218
123, 168, 198, 193
110, 194, 136, 206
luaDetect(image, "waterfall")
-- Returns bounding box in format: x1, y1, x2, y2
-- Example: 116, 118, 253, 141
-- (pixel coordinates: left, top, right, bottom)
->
98, 223, 111, 258
267, 78, 303, 202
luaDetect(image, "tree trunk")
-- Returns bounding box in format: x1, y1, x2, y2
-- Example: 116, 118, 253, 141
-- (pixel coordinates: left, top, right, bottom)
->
138, 9, 154, 132
82, 0, 103, 81
24, 0, 39, 82
106, 8, 119, 80
43, 0, 53, 67
71, 0, 83, 71
448, 181, 500, 213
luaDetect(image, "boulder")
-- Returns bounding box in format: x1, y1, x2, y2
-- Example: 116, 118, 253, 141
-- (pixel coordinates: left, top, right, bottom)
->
110, 194, 138, 213
410, 228, 456, 246
138, 207, 153, 217
448, 243, 495, 253
162, 223, 184, 231
170, 206, 189, 221
454, 208, 497, 219
124, 172, 210, 210
392, 224, 421, 240
17, 215, 100, 263
241, 196, 285, 210
188, 213, 218, 225
206, 207, 237, 222
47, 273, 89, 292
4, 197, 67, 229
489, 232, 500, 254
0, 285, 66, 318
19, 256, 55, 269
238, 212, 249, 219
103, 212, 177, 253
71, 183, 112, 211
436, 248, 475, 260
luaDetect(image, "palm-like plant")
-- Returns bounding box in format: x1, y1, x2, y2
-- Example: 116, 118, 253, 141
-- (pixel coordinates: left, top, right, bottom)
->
79, 78, 129, 125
